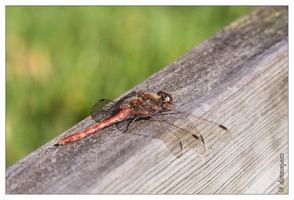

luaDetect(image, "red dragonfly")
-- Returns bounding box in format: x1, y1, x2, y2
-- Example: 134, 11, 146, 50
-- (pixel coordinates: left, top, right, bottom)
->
54, 91, 229, 157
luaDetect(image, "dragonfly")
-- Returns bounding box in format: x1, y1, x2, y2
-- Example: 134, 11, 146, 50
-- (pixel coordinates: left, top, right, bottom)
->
54, 91, 230, 157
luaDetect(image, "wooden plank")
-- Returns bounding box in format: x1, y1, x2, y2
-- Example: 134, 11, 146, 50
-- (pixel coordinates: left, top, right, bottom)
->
6, 6, 288, 194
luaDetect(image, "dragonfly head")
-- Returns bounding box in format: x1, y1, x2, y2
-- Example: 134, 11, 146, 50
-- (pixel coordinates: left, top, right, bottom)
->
157, 91, 173, 110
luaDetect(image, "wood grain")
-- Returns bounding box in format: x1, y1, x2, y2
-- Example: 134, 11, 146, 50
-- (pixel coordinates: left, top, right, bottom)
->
6, 6, 288, 194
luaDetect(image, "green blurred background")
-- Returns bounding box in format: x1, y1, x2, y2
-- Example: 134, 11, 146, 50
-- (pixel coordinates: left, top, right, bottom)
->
6, 6, 252, 168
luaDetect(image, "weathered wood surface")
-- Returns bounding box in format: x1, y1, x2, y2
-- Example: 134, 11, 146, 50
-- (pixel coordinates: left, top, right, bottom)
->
6, 6, 288, 194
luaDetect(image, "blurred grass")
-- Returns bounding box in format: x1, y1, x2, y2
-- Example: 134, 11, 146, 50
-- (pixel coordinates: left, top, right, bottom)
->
6, 6, 252, 168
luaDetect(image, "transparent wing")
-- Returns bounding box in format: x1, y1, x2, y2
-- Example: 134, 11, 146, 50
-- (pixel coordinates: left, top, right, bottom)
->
176, 111, 232, 143
154, 119, 184, 158
161, 117, 206, 157
90, 91, 137, 123
144, 114, 205, 158
152, 109, 231, 157
90, 99, 113, 115
90, 99, 117, 123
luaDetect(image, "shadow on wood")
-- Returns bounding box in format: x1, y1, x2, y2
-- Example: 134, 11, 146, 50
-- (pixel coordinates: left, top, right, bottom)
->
6, 6, 288, 194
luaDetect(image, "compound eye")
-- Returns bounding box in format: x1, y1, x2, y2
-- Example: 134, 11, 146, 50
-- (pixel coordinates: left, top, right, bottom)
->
157, 91, 173, 104
164, 96, 169, 102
